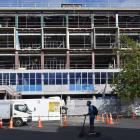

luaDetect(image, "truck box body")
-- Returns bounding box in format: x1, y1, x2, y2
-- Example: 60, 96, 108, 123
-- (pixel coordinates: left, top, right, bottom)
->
0, 102, 11, 119
18, 99, 61, 121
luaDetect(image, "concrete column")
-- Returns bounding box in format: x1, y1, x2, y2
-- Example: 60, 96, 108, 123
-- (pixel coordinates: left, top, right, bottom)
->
41, 28, 44, 49
66, 14, 68, 28
91, 14, 94, 28
66, 28, 69, 49
91, 30, 94, 49
92, 51, 95, 69
66, 51, 70, 69
117, 51, 120, 68
66, 27, 70, 69
15, 51, 19, 69
15, 14, 18, 28
15, 30, 19, 50
116, 13, 119, 27
41, 14, 44, 27
41, 51, 44, 69
93, 28, 96, 49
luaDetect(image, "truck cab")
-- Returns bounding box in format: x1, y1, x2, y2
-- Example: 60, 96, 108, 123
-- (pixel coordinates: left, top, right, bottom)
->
12, 102, 32, 127
0, 101, 32, 127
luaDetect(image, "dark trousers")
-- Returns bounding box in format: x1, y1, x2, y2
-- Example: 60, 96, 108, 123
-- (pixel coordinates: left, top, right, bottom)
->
89, 117, 95, 133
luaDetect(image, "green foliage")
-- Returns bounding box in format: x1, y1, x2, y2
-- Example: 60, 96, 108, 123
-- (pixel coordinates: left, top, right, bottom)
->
113, 36, 140, 101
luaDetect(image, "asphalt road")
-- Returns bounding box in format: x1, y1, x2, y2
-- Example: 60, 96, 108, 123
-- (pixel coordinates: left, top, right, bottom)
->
0, 118, 140, 140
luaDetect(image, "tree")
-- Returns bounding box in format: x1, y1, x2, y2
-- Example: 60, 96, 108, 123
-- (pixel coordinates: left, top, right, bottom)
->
113, 36, 140, 101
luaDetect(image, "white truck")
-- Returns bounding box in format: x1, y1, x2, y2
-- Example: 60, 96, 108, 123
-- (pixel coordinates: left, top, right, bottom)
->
0, 100, 32, 127
20, 98, 61, 121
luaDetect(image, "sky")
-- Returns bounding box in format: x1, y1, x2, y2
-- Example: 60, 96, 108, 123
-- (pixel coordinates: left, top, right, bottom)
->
0, 0, 139, 8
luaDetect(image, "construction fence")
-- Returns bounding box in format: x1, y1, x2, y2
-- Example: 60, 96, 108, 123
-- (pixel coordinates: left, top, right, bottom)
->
66, 97, 140, 117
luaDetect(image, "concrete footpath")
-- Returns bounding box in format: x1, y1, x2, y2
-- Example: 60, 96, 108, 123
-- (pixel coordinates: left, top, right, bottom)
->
0, 118, 140, 140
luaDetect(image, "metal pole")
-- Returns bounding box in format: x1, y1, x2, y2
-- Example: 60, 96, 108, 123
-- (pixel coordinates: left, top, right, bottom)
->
60, 82, 63, 126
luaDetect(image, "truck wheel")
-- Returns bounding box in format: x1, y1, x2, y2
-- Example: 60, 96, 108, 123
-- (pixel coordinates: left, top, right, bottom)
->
13, 118, 23, 127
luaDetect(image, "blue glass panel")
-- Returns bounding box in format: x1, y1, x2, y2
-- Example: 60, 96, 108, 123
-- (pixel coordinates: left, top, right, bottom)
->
82, 78, 87, 84
0, 73, 2, 85
95, 72, 100, 84
44, 73, 48, 85
63, 73, 68, 84
56, 73, 62, 78
108, 72, 113, 79
49, 73, 55, 85
56, 73, 62, 85
30, 73, 35, 85
17, 85, 23, 92
101, 80, 106, 84
49, 73, 55, 78
76, 73, 81, 78
95, 79, 100, 84
23, 73, 29, 78
76, 73, 81, 84
36, 73, 41, 85
17, 73, 22, 85
36, 85, 42, 91
82, 73, 87, 78
101, 72, 106, 84
30, 73, 35, 78
23, 73, 29, 85
88, 79, 93, 84
63, 79, 68, 85
88, 73, 93, 78
95, 72, 100, 78
75, 84, 81, 91
88, 85, 94, 90
63, 73, 67, 79
82, 84, 87, 90
30, 85, 36, 91
56, 79, 62, 85
23, 85, 29, 91
3, 73, 9, 85
108, 72, 113, 84
69, 84, 75, 91
101, 72, 106, 78
82, 84, 94, 91
70, 73, 75, 78
10, 73, 16, 85
70, 79, 75, 84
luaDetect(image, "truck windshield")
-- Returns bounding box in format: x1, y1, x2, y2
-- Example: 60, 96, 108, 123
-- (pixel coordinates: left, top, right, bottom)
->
24, 104, 32, 112
14, 104, 28, 113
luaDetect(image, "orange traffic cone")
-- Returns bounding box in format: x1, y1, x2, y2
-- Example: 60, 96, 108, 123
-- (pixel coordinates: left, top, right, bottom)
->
0, 117, 3, 128
109, 113, 114, 125
106, 114, 109, 125
131, 112, 136, 119
9, 117, 13, 129
63, 115, 67, 127
102, 114, 105, 123
96, 115, 100, 121
37, 117, 43, 128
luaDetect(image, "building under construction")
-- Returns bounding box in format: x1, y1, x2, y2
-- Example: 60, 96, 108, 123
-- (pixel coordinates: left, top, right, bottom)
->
0, 0, 139, 99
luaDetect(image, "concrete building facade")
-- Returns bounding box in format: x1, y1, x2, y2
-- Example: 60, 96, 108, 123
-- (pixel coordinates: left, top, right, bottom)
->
0, 1, 139, 99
